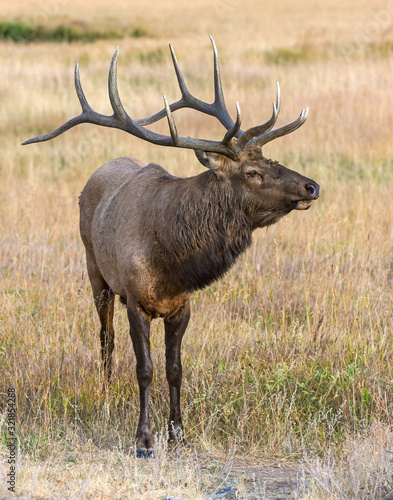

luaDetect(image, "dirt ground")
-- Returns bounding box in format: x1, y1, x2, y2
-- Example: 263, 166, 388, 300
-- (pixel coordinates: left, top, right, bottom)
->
199, 457, 306, 499
235, 461, 303, 499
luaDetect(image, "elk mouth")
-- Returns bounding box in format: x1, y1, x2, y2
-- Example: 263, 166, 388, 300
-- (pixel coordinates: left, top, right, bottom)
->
292, 199, 314, 210
292, 183, 320, 210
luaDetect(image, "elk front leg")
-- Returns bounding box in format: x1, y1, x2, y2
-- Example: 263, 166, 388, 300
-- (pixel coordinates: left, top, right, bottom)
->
127, 301, 154, 458
164, 300, 191, 443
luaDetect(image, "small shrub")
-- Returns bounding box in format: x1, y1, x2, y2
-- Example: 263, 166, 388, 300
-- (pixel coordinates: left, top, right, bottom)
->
131, 27, 149, 38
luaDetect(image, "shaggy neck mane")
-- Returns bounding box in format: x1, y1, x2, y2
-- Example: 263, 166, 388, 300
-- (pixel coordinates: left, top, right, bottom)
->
154, 170, 253, 292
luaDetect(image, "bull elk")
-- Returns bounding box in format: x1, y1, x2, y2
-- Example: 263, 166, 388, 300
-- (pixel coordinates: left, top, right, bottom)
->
23, 38, 319, 457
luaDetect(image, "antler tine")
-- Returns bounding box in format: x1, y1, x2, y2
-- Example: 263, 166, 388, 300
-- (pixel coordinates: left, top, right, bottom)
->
275, 81, 281, 116
250, 107, 309, 148
21, 115, 86, 145
168, 43, 192, 103
237, 101, 278, 149
21, 61, 93, 145
22, 48, 130, 146
163, 94, 179, 146
108, 45, 129, 124
135, 44, 190, 127
75, 61, 91, 112
210, 35, 223, 106
222, 102, 242, 145
209, 35, 239, 134
236, 82, 281, 148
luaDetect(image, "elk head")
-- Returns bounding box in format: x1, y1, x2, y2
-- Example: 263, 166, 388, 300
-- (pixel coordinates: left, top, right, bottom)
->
195, 145, 319, 230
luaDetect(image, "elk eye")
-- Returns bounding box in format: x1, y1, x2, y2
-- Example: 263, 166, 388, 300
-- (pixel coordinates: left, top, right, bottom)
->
246, 171, 257, 178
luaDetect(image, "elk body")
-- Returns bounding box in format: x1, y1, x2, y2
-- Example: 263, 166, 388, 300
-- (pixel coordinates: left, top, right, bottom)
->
24, 38, 319, 457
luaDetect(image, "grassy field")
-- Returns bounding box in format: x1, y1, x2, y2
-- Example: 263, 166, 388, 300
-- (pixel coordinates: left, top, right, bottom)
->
1, 0, 393, 498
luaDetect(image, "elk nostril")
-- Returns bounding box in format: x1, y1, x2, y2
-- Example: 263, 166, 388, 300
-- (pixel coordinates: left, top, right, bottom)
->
305, 183, 319, 198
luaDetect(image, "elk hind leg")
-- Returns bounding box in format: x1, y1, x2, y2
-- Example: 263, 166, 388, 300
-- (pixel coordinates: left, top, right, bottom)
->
86, 252, 115, 390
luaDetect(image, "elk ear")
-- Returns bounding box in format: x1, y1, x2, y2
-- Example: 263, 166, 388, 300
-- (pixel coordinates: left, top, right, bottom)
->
194, 150, 226, 171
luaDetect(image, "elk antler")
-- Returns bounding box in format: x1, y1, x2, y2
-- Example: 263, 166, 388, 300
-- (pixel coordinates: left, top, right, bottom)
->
22, 37, 308, 158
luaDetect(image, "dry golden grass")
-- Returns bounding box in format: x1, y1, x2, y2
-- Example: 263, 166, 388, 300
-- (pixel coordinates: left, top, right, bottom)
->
1, 0, 393, 498
303, 422, 393, 499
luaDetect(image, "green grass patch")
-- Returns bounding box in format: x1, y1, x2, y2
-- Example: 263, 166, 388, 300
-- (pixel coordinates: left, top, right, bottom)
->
131, 27, 149, 38
264, 46, 313, 65
367, 40, 393, 58
0, 20, 123, 43
264, 39, 393, 66
137, 47, 166, 64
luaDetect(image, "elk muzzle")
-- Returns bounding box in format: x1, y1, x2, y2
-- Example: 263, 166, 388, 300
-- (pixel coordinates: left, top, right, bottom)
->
292, 180, 320, 210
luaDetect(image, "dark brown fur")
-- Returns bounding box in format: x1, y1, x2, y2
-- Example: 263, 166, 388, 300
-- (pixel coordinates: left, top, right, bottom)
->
79, 145, 319, 456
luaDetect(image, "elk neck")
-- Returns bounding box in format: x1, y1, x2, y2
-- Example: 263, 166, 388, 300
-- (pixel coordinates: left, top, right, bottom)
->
152, 169, 253, 292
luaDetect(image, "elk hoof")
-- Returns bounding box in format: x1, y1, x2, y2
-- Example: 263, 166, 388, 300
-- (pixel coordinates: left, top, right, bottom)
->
136, 448, 155, 459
